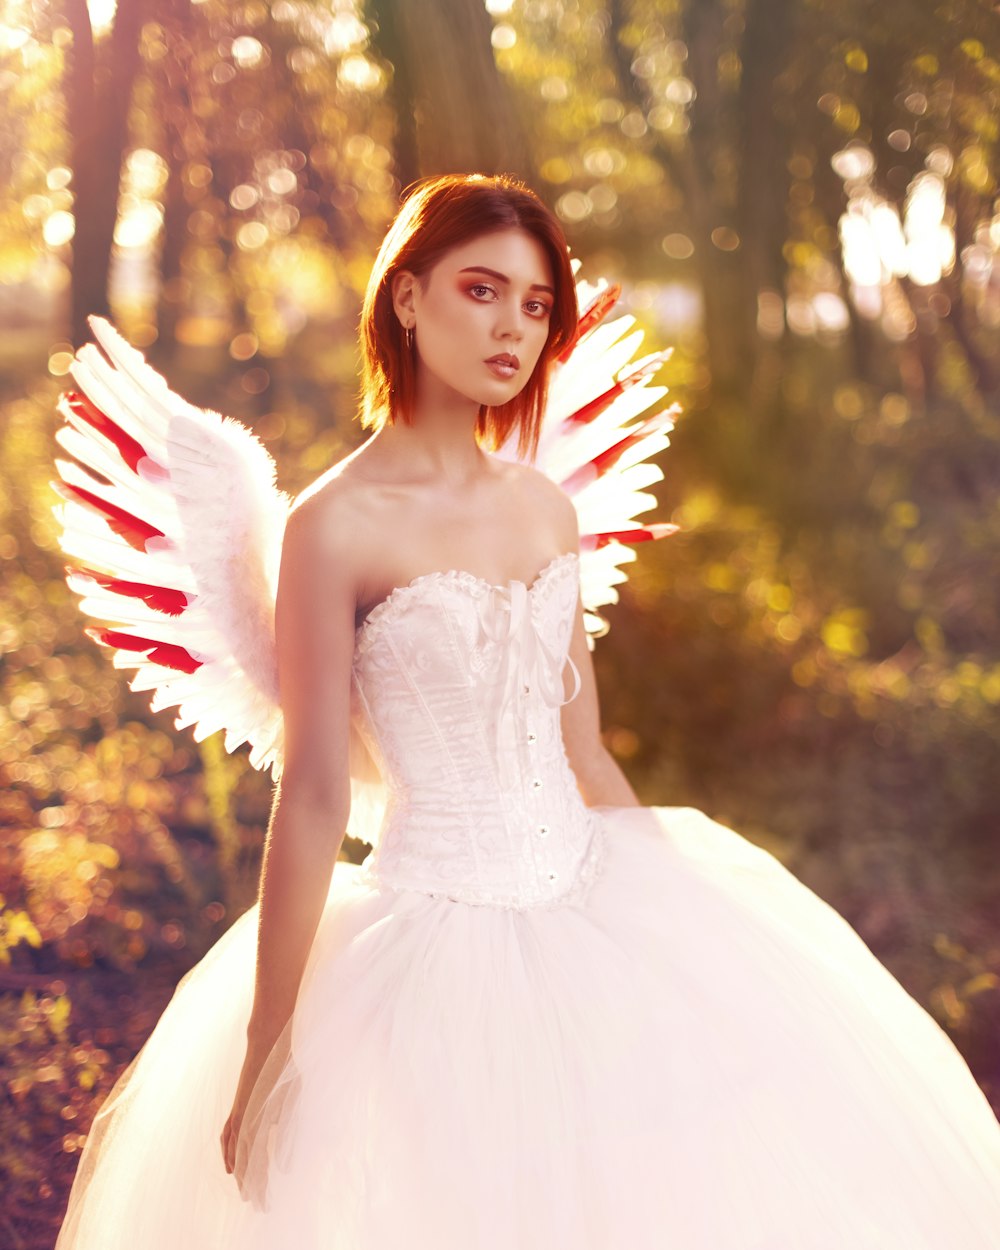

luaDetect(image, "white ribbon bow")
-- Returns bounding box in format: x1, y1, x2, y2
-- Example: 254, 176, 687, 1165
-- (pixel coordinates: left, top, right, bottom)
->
477, 580, 581, 729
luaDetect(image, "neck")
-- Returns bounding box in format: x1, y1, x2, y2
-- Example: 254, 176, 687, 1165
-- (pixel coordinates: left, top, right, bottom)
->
363, 368, 490, 487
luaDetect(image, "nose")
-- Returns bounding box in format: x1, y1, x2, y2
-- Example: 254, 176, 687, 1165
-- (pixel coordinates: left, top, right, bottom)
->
496, 303, 527, 341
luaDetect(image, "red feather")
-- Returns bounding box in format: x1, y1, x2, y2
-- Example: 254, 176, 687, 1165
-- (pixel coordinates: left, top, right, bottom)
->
62, 390, 164, 478
585, 524, 681, 549
84, 627, 202, 674
65, 563, 192, 616
555, 284, 622, 364
564, 354, 671, 429
50, 479, 169, 552
559, 410, 677, 493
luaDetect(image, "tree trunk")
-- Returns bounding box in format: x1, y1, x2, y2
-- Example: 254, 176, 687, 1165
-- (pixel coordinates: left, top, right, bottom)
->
63, 0, 145, 346
154, 0, 197, 348
366, 0, 534, 182
606, 0, 753, 401
366, 0, 420, 191
736, 0, 797, 429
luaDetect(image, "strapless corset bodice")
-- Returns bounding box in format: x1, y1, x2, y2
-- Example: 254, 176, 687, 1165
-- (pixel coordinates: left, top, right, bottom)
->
349, 552, 607, 908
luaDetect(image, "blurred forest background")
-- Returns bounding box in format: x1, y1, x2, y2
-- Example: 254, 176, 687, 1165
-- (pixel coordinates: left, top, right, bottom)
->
2, 0, 1000, 1243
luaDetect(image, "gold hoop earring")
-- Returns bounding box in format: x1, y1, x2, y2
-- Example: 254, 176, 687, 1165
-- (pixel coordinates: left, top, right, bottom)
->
405, 325, 414, 351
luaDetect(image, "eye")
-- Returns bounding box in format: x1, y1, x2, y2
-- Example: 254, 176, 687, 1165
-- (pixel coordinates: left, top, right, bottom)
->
525, 299, 552, 317
468, 282, 496, 300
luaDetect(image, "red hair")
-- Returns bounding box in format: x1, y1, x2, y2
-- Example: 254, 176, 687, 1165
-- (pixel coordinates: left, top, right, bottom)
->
357, 173, 578, 462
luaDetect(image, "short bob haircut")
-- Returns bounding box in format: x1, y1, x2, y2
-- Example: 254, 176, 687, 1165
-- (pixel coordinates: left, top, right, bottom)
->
357, 173, 579, 463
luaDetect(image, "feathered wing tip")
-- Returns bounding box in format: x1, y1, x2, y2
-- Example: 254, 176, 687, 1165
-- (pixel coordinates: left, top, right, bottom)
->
497, 268, 683, 646
51, 315, 291, 779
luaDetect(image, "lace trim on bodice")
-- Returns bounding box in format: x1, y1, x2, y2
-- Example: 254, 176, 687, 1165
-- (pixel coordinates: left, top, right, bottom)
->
354, 550, 580, 659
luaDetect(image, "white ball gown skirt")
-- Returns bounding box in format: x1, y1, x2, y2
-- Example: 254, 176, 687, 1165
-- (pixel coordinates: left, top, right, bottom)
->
54, 804, 1000, 1249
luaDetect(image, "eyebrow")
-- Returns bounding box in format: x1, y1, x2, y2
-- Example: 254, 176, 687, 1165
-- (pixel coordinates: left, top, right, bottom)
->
457, 266, 555, 296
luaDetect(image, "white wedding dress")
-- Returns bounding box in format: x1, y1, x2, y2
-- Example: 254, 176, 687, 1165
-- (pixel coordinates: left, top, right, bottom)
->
55, 550, 1000, 1248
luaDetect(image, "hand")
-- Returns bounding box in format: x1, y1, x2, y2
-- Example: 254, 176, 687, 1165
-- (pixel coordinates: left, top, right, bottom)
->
221, 1034, 275, 1205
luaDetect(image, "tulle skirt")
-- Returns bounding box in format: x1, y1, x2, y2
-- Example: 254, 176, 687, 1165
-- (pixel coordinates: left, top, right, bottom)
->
54, 804, 1000, 1249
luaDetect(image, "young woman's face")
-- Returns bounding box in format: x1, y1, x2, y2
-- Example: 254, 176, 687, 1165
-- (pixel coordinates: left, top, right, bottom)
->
395, 227, 556, 409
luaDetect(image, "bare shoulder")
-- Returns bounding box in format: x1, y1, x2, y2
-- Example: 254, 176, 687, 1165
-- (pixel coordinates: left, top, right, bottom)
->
283, 464, 376, 588
498, 458, 580, 550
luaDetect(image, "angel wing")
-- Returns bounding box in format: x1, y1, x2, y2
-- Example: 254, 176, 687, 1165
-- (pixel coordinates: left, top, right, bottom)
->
50, 315, 291, 779
51, 268, 679, 789
494, 261, 680, 645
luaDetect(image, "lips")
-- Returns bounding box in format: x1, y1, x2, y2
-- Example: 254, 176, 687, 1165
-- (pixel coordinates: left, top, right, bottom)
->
486, 353, 519, 368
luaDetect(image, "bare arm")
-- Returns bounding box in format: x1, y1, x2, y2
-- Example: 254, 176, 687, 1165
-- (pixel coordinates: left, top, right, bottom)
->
245, 493, 360, 1048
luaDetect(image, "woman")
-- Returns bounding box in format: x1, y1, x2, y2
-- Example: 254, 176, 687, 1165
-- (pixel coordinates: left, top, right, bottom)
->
56, 174, 1000, 1249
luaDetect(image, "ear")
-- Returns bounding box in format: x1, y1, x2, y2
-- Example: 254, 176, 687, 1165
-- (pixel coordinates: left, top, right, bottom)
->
390, 269, 419, 326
